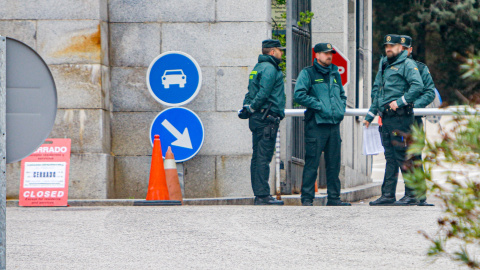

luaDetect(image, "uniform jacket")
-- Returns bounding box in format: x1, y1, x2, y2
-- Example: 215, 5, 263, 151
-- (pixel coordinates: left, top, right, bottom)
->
366, 50, 424, 122
243, 54, 285, 118
413, 60, 436, 108
294, 60, 347, 125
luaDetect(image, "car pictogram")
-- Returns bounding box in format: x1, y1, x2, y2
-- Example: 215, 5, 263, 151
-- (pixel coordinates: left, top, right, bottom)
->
162, 69, 187, 89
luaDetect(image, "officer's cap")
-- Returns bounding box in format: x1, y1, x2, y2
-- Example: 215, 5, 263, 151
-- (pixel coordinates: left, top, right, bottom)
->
383, 34, 402, 45
313, 43, 337, 54
262, 39, 286, 50
400, 35, 412, 48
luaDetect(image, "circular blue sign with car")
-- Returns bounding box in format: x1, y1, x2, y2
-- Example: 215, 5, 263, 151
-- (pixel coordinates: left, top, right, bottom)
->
146, 51, 202, 106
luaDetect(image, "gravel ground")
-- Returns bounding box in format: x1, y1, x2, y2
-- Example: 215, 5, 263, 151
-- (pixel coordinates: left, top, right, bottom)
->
6, 203, 470, 270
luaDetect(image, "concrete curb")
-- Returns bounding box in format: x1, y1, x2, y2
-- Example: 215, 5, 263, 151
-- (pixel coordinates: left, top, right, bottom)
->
7, 182, 382, 207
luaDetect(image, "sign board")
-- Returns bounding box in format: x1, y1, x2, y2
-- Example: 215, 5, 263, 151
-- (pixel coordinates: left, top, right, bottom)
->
6, 37, 57, 164
271, 0, 286, 27
312, 45, 350, 88
19, 139, 71, 207
150, 107, 204, 162
146, 51, 202, 107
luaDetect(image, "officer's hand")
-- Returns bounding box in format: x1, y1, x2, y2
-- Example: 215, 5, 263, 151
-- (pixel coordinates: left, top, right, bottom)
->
363, 120, 370, 128
389, 101, 399, 111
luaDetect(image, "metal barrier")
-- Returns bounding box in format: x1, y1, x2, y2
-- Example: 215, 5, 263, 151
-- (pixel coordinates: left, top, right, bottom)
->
274, 107, 478, 198
285, 107, 479, 117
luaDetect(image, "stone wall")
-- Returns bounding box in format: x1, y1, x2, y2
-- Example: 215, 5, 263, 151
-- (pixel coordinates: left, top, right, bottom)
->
2, 0, 372, 199
109, 0, 272, 199
1, 0, 113, 199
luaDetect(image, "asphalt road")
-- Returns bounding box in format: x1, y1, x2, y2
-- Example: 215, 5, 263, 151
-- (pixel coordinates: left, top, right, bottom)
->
7, 203, 470, 270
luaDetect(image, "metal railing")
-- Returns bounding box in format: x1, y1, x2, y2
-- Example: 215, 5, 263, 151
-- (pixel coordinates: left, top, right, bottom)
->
285, 0, 312, 195
284, 107, 479, 117
274, 107, 479, 198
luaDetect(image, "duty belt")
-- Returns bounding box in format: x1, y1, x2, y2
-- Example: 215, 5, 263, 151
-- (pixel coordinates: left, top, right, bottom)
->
258, 109, 281, 119
381, 103, 414, 117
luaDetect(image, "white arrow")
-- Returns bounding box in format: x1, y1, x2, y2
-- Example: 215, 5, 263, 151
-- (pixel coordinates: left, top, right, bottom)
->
161, 119, 193, 149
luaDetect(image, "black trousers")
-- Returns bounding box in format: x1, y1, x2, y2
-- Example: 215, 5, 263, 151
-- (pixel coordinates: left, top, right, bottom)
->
380, 113, 414, 197
249, 112, 279, 196
301, 120, 342, 202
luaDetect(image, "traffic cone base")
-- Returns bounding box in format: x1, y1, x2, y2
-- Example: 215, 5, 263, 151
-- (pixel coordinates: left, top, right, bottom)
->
134, 200, 181, 206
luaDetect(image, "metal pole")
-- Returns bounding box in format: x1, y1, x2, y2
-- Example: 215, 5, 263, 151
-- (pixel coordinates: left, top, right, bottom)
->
275, 130, 281, 200
0, 35, 7, 270
284, 107, 479, 117
284, 0, 294, 194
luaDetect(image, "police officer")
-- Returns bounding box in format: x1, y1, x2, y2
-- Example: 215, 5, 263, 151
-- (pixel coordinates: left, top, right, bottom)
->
242, 39, 285, 205
393, 35, 435, 206
363, 34, 424, 206
294, 43, 351, 206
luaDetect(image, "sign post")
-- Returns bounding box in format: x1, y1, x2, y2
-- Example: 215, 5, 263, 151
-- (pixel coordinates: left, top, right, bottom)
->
0, 35, 6, 270
19, 139, 71, 207
150, 107, 204, 163
147, 51, 202, 107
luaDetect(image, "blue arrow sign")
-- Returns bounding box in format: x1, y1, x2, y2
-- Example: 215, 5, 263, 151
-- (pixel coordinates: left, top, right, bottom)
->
150, 107, 204, 162
147, 51, 202, 106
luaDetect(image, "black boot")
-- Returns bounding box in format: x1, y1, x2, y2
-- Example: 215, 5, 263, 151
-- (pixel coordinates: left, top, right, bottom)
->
326, 199, 352, 206
369, 194, 396, 206
393, 195, 419, 206
254, 195, 284, 205
418, 200, 434, 206
301, 199, 313, 206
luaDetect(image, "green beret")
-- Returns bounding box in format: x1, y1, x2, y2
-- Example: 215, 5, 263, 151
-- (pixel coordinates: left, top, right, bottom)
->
262, 39, 285, 49
383, 34, 401, 45
313, 43, 337, 54
400, 35, 412, 48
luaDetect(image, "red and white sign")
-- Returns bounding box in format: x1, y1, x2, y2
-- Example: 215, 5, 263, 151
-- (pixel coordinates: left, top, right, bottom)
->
19, 139, 71, 207
312, 45, 350, 88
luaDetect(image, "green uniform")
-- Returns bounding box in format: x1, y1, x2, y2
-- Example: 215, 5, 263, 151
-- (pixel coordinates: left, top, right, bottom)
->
366, 50, 424, 198
243, 54, 285, 196
366, 51, 424, 123
413, 60, 436, 109
294, 60, 346, 202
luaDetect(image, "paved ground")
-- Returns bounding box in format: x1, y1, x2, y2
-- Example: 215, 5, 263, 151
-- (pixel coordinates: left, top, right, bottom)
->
6, 202, 470, 270
7, 117, 478, 270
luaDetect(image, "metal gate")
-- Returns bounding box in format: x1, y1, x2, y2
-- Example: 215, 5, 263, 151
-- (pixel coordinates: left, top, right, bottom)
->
284, 0, 312, 194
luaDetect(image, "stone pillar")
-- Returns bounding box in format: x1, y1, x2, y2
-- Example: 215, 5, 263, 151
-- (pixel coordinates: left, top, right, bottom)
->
1, 0, 113, 199
109, 0, 272, 198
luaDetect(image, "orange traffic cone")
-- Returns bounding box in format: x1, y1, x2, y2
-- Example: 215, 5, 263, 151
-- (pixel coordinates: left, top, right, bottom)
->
146, 134, 170, 201
164, 146, 183, 203
315, 181, 318, 193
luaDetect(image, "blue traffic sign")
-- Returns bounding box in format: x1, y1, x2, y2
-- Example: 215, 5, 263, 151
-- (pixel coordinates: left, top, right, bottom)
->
150, 107, 204, 162
147, 51, 202, 106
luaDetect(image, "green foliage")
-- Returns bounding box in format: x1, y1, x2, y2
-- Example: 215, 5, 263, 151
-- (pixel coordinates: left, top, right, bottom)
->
373, 0, 480, 104
297, 11, 314, 27
460, 53, 480, 81
405, 107, 480, 269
